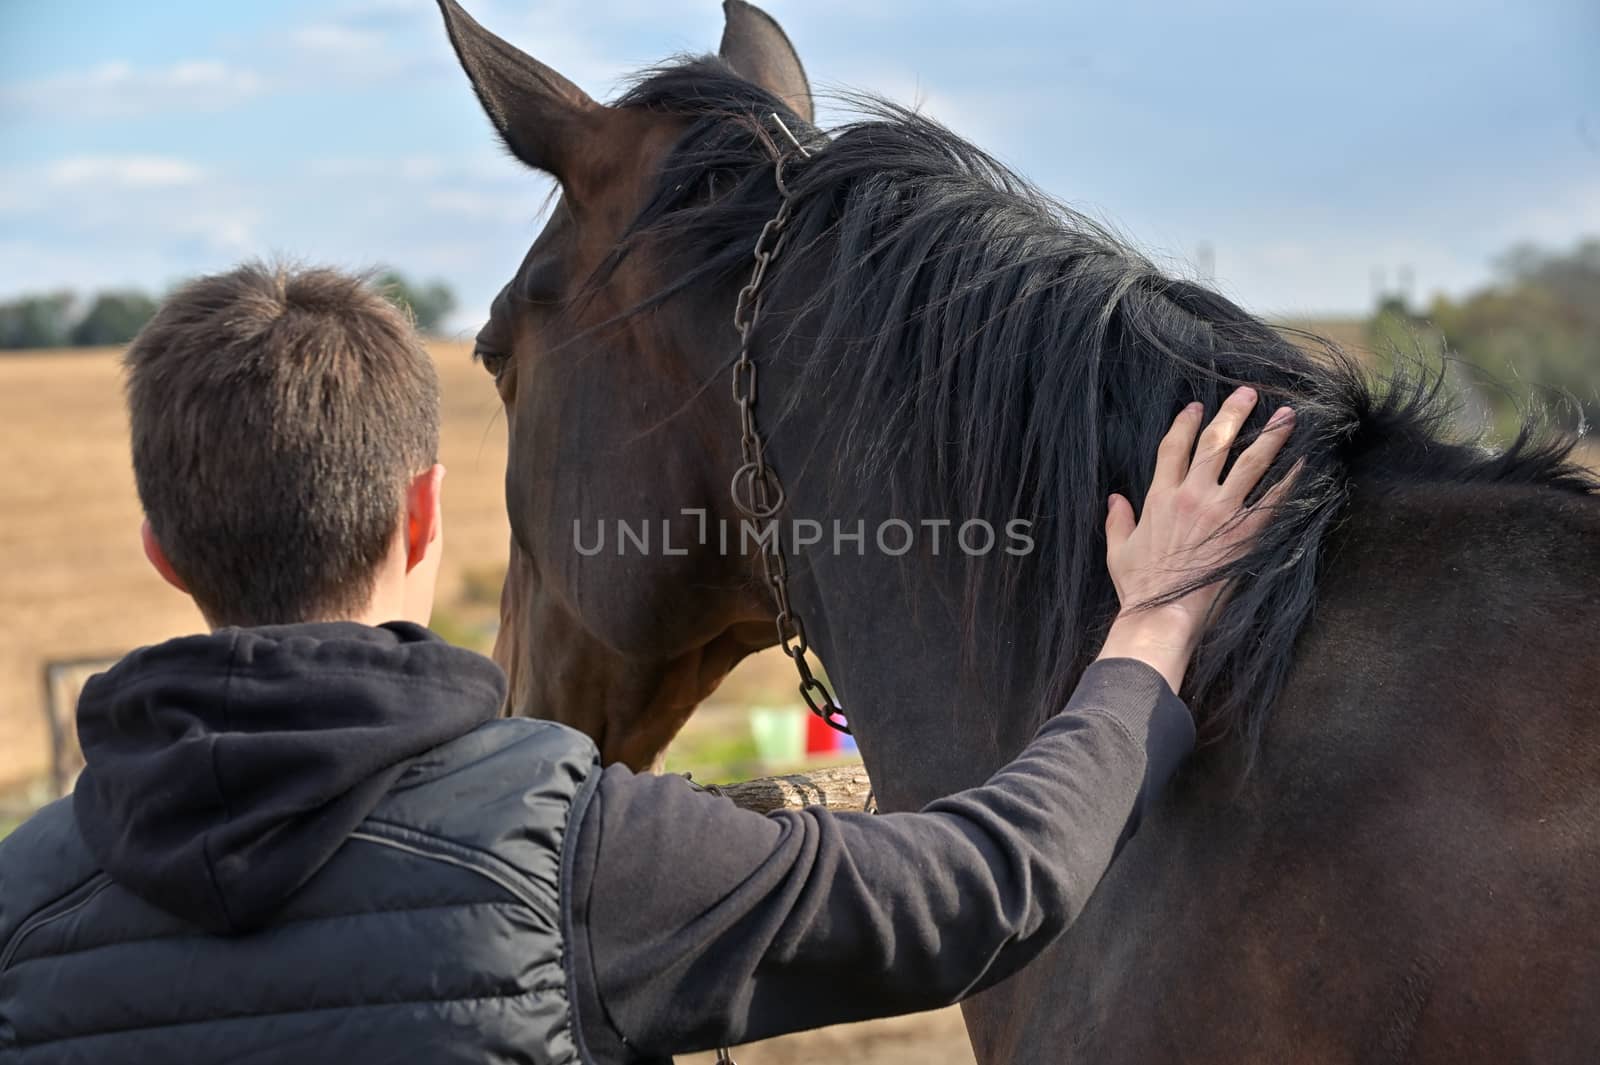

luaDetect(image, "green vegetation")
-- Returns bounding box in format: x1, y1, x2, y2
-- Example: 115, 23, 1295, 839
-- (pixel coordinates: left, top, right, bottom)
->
0, 270, 459, 351
428, 605, 497, 656
0, 288, 164, 350
70, 291, 161, 347
1368, 238, 1598, 439
0, 819, 17, 842
0, 291, 77, 349
663, 724, 766, 786
375, 271, 458, 335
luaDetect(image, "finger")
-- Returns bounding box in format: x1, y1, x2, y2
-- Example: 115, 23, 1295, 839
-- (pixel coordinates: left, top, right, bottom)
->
1233, 457, 1306, 542
1189, 386, 1258, 485
1152, 402, 1205, 493
1222, 405, 1295, 504
1105, 493, 1136, 550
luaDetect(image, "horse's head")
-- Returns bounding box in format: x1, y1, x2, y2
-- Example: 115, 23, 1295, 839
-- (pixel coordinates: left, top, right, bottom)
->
438, 0, 813, 767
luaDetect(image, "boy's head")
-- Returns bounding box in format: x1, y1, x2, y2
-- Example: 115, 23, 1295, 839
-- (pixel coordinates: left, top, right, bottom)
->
125, 262, 445, 629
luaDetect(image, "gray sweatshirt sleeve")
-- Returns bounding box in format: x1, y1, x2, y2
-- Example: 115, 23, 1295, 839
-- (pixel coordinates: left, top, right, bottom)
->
562, 658, 1195, 1064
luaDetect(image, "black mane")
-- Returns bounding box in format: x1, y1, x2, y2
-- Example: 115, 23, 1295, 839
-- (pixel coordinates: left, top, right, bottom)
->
608, 59, 1597, 759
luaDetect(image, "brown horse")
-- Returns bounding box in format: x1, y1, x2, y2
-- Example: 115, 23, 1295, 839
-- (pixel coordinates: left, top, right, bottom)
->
437, 1, 1600, 1060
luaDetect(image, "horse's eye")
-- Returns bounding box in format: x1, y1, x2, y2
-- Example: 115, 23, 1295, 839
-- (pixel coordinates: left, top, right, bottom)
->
474, 343, 511, 379
473, 316, 515, 379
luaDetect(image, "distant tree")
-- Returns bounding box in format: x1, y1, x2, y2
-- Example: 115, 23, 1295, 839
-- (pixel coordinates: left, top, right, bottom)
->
1366, 239, 1599, 438
69, 290, 160, 347
1364, 294, 1438, 374
375, 271, 458, 335
1430, 239, 1600, 435
0, 292, 77, 350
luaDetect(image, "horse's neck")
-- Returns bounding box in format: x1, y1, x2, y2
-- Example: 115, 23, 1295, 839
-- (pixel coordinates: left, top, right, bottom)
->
783, 479, 1049, 810
790, 469, 1600, 812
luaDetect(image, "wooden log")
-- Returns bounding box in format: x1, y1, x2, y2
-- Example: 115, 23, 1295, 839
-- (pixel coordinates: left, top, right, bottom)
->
705, 762, 875, 815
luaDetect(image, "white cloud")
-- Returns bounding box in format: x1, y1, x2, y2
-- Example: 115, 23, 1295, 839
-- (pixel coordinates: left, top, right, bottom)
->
307, 156, 447, 182
48, 156, 207, 189
0, 154, 259, 284
1, 59, 264, 119
289, 23, 388, 55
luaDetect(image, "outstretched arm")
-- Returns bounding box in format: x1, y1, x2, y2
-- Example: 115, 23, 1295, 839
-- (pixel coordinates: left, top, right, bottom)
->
566, 657, 1189, 1062
563, 388, 1293, 1062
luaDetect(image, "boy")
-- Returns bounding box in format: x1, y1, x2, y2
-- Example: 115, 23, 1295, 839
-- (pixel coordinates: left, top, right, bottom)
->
0, 263, 1290, 1064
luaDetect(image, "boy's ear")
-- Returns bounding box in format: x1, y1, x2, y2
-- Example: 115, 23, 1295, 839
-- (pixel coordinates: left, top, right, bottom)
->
406, 464, 447, 571
141, 519, 189, 594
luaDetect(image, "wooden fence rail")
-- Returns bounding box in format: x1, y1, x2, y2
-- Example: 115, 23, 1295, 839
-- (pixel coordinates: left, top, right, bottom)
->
709, 763, 875, 815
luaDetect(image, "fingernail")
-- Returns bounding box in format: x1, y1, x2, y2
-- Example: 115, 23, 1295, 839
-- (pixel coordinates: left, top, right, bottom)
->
1186, 401, 1204, 416
1267, 406, 1294, 429
1234, 386, 1257, 402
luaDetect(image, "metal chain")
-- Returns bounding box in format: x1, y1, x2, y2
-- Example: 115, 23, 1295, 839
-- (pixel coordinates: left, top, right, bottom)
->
728, 114, 849, 736
714, 117, 845, 1064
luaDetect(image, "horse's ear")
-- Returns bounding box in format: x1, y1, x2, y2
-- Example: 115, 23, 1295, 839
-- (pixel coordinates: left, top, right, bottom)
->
436, 0, 598, 178
719, 0, 813, 124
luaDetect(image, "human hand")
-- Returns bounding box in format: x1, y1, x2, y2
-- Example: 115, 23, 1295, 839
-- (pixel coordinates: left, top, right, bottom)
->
1097, 386, 1295, 692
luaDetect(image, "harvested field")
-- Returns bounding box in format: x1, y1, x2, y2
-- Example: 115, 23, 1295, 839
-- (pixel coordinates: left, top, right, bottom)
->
0, 342, 511, 794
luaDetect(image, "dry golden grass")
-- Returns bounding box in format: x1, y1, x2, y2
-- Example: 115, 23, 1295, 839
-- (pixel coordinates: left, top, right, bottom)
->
0, 342, 511, 791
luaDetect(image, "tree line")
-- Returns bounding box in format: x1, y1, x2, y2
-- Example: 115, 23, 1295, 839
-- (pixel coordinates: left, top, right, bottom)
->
1369, 237, 1598, 437
0, 271, 458, 350
3, 243, 1593, 441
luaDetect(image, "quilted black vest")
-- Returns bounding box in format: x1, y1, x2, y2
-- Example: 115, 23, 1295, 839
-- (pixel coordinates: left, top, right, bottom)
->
0, 717, 600, 1064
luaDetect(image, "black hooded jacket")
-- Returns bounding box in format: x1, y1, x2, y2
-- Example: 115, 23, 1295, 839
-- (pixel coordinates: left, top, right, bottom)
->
0, 622, 1192, 1064
72, 622, 506, 934
1, 622, 602, 1064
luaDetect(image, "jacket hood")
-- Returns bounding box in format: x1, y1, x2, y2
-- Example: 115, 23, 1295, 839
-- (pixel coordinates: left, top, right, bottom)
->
73, 621, 505, 934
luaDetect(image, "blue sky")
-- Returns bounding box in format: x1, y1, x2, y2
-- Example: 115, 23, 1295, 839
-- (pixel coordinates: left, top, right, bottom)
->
2, 0, 1595, 334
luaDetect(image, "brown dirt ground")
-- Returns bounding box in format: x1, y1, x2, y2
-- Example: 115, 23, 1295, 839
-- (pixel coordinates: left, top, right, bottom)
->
680, 1009, 975, 1065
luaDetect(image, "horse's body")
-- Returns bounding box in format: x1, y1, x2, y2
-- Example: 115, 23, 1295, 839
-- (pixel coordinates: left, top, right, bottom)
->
437, 1, 1600, 1059
826, 480, 1600, 1064
1038, 483, 1600, 1065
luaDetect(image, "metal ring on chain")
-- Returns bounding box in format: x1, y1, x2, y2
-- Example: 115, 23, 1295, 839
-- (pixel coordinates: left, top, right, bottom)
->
730, 461, 785, 520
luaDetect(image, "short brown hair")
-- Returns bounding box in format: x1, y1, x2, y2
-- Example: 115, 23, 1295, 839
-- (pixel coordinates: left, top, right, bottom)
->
125, 263, 440, 627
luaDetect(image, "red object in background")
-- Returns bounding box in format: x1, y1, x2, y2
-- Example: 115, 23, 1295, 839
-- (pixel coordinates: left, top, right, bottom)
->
805, 710, 840, 755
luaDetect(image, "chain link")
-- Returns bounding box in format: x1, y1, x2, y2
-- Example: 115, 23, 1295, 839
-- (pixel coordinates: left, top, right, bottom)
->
728, 115, 849, 736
